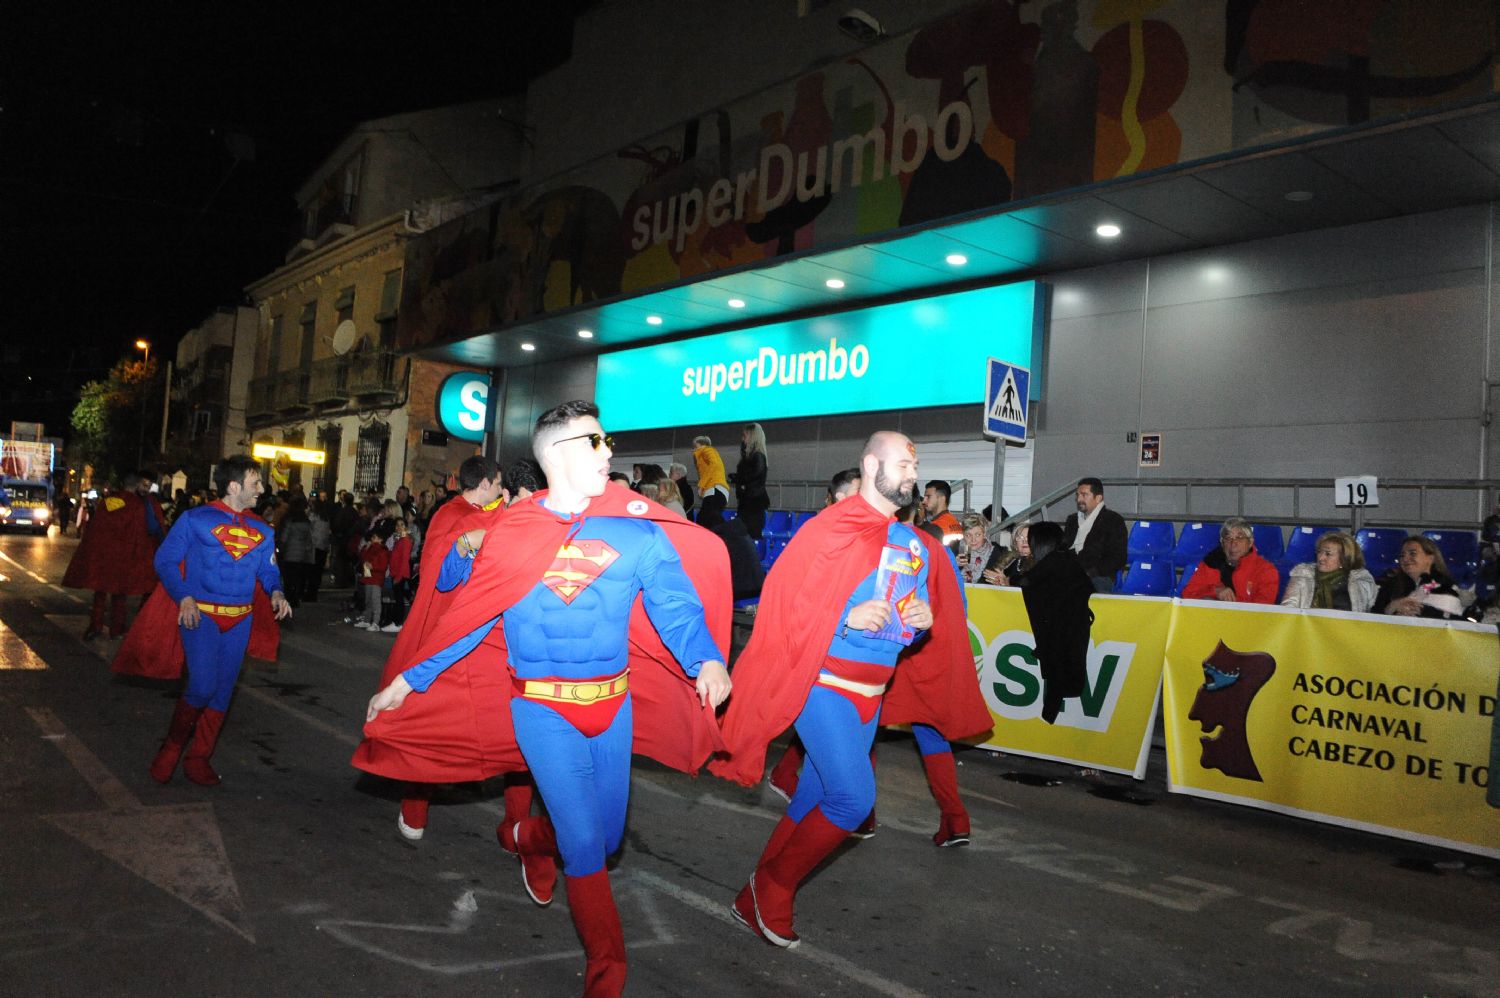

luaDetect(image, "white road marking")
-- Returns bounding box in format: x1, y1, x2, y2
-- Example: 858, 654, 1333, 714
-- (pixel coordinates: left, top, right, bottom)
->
25, 706, 255, 943
0, 619, 48, 671
48, 584, 85, 604
240, 683, 360, 746
630, 868, 930, 998
0, 549, 48, 583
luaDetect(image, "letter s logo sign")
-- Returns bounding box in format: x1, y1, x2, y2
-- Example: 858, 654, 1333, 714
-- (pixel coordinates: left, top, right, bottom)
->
437, 372, 491, 442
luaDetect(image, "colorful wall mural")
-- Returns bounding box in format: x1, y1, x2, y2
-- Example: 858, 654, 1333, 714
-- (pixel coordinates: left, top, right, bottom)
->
398, 0, 1496, 352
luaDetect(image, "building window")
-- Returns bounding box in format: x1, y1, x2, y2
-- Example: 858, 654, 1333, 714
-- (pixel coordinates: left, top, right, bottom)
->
355, 421, 390, 496
192, 410, 213, 439
376, 269, 401, 347
266, 315, 284, 375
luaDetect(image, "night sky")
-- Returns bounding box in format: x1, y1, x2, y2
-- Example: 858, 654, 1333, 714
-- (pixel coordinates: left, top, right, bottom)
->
0, 3, 585, 437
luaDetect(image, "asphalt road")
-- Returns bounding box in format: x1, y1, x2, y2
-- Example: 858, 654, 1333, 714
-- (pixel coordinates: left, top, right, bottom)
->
3, 530, 1498, 997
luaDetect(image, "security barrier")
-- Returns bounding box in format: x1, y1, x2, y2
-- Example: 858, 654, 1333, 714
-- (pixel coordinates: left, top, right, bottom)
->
963, 588, 1499, 858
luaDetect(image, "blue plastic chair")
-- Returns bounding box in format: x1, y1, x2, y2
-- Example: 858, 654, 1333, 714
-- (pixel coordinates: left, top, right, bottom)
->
761, 537, 790, 570
722, 509, 737, 521
792, 510, 817, 532
1127, 520, 1176, 559
1119, 559, 1174, 596
1172, 522, 1220, 572
1280, 526, 1320, 567
1356, 528, 1407, 578
1423, 530, 1480, 586
1175, 563, 1203, 597
1251, 524, 1284, 562
763, 510, 795, 539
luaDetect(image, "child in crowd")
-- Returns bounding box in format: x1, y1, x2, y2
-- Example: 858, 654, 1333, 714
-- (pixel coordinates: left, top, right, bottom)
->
356, 521, 393, 629
384, 517, 413, 632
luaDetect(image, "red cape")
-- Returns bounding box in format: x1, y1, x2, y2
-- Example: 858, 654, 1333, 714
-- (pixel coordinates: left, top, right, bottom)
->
111, 583, 280, 678
351, 484, 732, 783
709, 496, 991, 787
62, 490, 159, 594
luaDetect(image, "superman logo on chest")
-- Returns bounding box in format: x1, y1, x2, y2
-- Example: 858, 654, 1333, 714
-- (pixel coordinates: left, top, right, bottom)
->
542, 539, 620, 605
212, 522, 264, 560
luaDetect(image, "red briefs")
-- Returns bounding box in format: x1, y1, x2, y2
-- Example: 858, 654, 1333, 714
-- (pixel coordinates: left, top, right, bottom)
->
195, 600, 253, 632
513, 668, 630, 737
815, 656, 894, 723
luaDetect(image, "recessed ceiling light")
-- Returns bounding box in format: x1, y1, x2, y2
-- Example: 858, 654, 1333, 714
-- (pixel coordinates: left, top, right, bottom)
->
825, 278, 845, 290
1284, 190, 1314, 202
520, 342, 536, 352
945, 253, 968, 266
646, 315, 663, 326
1095, 223, 1121, 238
577, 329, 593, 339
727, 298, 746, 309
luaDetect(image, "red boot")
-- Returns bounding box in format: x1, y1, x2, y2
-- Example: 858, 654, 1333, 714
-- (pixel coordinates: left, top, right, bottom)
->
565, 869, 626, 997
149, 700, 200, 783
751, 806, 850, 948
731, 815, 799, 941
768, 740, 803, 802
496, 773, 535, 853
922, 751, 970, 847
513, 815, 558, 906
398, 796, 429, 841
182, 707, 226, 786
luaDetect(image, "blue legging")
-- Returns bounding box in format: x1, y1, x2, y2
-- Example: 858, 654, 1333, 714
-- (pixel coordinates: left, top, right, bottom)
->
912, 722, 949, 757
180, 616, 252, 711
787, 686, 880, 830
511, 694, 633, 878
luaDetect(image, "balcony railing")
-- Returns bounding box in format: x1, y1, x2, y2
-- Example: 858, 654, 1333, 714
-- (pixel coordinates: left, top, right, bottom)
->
347, 351, 401, 400
246, 376, 277, 421
245, 354, 402, 423
308, 356, 351, 407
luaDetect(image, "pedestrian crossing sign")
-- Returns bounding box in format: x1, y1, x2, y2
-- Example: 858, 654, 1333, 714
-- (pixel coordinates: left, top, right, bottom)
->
984, 358, 1029, 442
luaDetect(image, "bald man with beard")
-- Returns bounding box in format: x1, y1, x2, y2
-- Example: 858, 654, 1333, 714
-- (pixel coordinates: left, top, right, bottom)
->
712, 431, 990, 949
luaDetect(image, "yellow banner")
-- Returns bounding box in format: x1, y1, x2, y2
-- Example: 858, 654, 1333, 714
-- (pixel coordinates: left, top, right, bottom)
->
1162, 603, 1499, 858
963, 587, 1168, 777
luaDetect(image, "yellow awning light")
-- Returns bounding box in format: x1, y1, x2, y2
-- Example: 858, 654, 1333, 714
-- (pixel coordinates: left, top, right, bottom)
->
251, 443, 326, 465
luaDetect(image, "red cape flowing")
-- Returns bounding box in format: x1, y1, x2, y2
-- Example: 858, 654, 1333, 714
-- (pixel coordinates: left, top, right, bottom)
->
709, 496, 991, 787
111, 583, 281, 678
351, 484, 732, 783
62, 490, 158, 594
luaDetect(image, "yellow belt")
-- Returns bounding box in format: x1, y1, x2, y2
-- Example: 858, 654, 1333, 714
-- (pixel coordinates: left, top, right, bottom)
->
520, 670, 629, 705
816, 673, 887, 698
196, 601, 252, 617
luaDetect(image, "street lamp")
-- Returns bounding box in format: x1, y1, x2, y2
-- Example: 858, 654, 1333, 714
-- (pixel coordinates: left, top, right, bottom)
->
134, 340, 150, 466
135, 339, 150, 366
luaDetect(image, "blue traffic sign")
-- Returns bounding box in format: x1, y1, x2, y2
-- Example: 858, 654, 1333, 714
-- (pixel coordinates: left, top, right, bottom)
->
984, 358, 1029, 442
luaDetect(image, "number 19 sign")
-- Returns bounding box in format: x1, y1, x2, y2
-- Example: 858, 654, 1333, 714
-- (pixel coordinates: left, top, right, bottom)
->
1334, 475, 1379, 507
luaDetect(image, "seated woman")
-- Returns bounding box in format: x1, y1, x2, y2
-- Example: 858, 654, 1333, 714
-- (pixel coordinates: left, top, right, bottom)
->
1372, 535, 1467, 619
1180, 517, 1280, 603
1280, 531, 1377, 613
983, 522, 1032, 586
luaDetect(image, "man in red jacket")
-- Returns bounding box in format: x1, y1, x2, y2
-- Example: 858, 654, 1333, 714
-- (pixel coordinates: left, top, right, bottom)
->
1180, 517, 1280, 604
712, 431, 991, 949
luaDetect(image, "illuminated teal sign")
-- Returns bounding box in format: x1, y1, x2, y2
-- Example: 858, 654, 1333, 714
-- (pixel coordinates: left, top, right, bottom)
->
596, 281, 1040, 431
436, 371, 490, 442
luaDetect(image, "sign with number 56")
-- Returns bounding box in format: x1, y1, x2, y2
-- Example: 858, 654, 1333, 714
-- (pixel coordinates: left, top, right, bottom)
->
1334, 475, 1379, 507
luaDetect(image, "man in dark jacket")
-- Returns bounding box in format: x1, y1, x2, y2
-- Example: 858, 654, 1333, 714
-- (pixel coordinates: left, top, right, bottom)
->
1060, 477, 1127, 593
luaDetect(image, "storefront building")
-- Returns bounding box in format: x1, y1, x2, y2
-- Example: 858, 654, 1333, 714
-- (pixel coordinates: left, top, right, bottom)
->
396, 1, 1500, 520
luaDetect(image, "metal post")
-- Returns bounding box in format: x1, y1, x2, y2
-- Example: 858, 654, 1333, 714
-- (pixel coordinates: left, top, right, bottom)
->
159, 361, 172, 455
991, 438, 1007, 527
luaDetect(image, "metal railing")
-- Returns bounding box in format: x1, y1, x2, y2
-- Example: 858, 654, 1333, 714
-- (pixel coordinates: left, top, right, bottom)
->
761, 478, 976, 513
995, 477, 1499, 537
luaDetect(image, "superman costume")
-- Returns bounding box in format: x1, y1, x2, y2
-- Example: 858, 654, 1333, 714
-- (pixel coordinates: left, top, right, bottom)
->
361, 484, 730, 995
115, 501, 284, 786
349, 492, 538, 860
712, 494, 990, 947
62, 488, 159, 637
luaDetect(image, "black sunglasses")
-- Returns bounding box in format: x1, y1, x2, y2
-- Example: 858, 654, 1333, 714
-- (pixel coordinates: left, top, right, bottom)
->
554, 431, 615, 451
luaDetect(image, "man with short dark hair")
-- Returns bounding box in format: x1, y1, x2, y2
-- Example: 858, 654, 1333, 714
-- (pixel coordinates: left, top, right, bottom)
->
1061, 477, 1128, 593
127, 454, 291, 785
922, 479, 963, 546
506, 458, 546, 502
825, 467, 860, 507
366, 400, 732, 995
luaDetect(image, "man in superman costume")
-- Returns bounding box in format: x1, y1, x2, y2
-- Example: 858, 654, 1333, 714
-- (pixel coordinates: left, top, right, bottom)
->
351, 456, 547, 895
62, 470, 161, 639
367, 400, 732, 998
711, 431, 991, 949
114, 455, 291, 785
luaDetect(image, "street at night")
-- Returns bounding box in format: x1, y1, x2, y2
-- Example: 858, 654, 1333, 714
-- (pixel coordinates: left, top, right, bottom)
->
4, 532, 1497, 997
